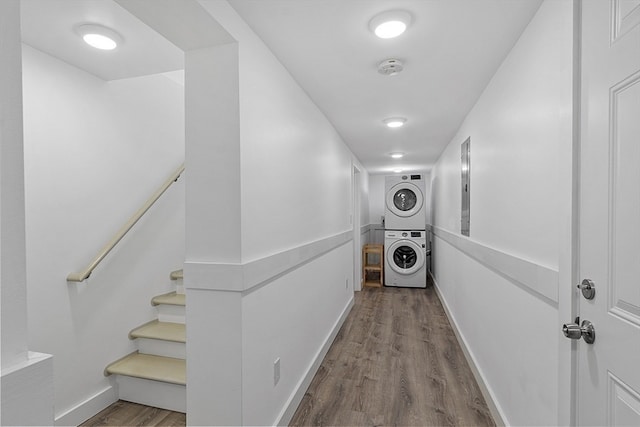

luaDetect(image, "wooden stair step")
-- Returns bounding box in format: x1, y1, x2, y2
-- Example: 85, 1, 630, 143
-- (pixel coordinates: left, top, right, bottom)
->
105, 352, 186, 385
129, 320, 185, 343
151, 291, 185, 307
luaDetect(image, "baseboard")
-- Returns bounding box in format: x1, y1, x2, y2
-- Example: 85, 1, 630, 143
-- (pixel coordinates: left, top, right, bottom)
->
55, 384, 117, 426
274, 296, 355, 426
430, 271, 507, 427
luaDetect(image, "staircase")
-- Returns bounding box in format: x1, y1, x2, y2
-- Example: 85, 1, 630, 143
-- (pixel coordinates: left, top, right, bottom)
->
105, 271, 186, 412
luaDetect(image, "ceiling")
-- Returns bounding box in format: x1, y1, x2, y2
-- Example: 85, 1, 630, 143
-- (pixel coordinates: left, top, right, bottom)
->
20, 0, 543, 174
20, 0, 183, 81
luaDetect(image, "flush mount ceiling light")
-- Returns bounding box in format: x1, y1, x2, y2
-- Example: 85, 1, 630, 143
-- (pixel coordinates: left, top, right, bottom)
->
75, 24, 123, 50
369, 10, 412, 39
384, 117, 407, 128
390, 152, 404, 159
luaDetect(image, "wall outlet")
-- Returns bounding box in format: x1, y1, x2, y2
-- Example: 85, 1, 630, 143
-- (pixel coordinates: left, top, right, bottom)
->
345, 278, 349, 290
274, 358, 280, 386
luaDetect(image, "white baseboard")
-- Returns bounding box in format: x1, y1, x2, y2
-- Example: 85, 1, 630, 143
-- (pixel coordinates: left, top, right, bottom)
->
274, 296, 355, 426
430, 271, 507, 427
55, 384, 117, 426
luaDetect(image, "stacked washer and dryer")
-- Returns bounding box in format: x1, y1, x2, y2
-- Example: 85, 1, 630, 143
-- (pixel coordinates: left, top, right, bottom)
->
384, 174, 428, 288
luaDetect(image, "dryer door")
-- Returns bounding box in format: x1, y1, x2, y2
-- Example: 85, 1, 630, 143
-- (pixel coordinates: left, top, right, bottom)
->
385, 182, 424, 218
387, 240, 425, 275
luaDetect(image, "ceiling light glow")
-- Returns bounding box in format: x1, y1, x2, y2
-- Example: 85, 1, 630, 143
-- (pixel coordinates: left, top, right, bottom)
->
391, 152, 404, 159
384, 117, 407, 128
83, 33, 117, 50
369, 11, 412, 39
75, 24, 123, 50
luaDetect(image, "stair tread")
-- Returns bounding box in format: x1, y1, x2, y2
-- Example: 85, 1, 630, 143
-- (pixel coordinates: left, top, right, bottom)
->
105, 352, 186, 385
151, 291, 185, 307
130, 320, 185, 343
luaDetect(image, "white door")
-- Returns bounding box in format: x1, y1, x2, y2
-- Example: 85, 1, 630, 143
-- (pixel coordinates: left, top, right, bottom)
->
578, 1, 640, 425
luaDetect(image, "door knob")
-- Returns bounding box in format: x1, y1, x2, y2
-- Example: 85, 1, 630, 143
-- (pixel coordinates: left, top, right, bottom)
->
562, 319, 596, 344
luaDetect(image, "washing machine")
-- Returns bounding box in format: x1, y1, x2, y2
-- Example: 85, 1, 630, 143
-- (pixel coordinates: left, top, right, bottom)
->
385, 174, 426, 230
384, 230, 427, 288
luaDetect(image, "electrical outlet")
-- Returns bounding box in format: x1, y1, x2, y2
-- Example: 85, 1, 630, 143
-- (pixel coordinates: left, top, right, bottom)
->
274, 358, 280, 386
345, 278, 349, 289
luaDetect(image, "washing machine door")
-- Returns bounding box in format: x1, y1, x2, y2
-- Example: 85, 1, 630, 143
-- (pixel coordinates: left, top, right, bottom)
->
387, 240, 425, 275
385, 182, 424, 218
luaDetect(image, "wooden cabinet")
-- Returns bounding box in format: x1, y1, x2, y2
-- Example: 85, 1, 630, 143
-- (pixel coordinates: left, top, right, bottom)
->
362, 244, 384, 288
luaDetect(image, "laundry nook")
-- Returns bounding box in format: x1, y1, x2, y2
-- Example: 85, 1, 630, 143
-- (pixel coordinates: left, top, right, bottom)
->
2, 1, 638, 426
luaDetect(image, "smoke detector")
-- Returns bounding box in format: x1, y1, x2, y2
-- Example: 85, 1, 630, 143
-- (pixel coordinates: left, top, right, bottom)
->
378, 58, 404, 76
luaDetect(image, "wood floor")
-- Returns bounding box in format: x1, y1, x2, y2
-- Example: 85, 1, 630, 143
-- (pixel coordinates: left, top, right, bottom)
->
81, 281, 494, 426
289, 282, 495, 426
80, 400, 185, 427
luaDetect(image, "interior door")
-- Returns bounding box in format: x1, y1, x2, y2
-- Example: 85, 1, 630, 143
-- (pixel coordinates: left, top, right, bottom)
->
578, 1, 640, 425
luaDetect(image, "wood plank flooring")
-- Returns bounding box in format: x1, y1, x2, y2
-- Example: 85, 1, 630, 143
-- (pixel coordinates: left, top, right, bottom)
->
289, 282, 495, 426
80, 400, 185, 427
80, 281, 493, 426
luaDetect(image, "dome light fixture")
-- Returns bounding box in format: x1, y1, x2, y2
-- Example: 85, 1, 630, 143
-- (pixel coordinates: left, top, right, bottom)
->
390, 152, 404, 159
369, 10, 412, 39
384, 117, 407, 128
75, 24, 123, 50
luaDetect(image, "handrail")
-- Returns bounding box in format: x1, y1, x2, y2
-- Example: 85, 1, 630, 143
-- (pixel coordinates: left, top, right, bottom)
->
170, 269, 183, 280
67, 163, 185, 282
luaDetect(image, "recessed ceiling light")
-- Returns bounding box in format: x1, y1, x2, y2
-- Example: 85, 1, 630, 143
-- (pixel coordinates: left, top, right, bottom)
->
75, 24, 123, 50
384, 117, 407, 128
390, 152, 404, 159
369, 10, 412, 39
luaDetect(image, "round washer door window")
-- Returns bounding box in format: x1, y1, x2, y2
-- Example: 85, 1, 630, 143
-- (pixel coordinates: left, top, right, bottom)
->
393, 188, 417, 212
385, 182, 424, 218
386, 240, 425, 275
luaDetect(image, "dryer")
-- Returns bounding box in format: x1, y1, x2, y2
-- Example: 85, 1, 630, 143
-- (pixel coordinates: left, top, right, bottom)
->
384, 230, 427, 288
385, 174, 426, 230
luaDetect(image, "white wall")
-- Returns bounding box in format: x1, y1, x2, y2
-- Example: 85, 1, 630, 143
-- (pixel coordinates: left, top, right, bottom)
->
368, 174, 385, 226
1, 2, 54, 425
429, 1, 572, 425
432, 1, 573, 425
1, 0, 28, 373
180, 1, 368, 425
241, 242, 354, 425
22, 45, 185, 423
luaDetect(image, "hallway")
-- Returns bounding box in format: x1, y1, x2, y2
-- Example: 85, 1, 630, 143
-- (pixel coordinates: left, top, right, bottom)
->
290, 283, 494, 426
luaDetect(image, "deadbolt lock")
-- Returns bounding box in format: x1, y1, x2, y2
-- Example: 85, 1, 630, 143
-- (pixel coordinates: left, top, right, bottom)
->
562, 319, 596, 344
577, 279, 596, 300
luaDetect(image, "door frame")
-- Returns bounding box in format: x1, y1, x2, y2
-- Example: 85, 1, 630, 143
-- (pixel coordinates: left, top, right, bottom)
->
558, 1, 583, 425
353, 163, 362, 292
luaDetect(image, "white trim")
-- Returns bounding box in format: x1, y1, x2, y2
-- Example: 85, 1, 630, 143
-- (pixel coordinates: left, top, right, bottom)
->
431, 272, 507, 426
55, 385, 117, 427
185, 230, 353, 292
432, 226, 559, 303
274, 296, 354, 426
360, 224, 370, 235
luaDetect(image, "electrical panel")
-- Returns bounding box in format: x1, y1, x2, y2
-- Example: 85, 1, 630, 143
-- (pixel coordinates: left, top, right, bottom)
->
461, 138, 470, 236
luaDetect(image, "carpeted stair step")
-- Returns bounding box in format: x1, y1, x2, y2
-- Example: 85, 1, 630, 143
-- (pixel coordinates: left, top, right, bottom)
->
151, 291, 185, 307
129, 319, 185, 343
105, 352, 185, 385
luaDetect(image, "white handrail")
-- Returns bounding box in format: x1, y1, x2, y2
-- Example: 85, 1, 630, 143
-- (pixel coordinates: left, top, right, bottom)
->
67, 163, 185, 282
